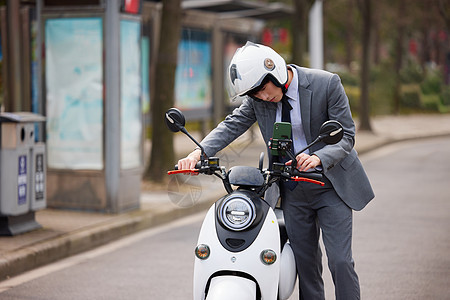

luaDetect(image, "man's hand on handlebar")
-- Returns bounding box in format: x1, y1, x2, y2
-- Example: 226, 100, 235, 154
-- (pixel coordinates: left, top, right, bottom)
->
286, 153, 321, 172
177, 149, 202, 170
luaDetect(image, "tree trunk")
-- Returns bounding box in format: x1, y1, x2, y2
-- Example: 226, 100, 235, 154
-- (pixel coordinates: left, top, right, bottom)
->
291, 0, 315, 65
358, 0, 373, 131
437, 0, 450, 31
393, 0, 406, 115
372, 7, 381, 65
292, 0, 308, 65
144, 0, 182, 182
344, 1, 354, 69
436, 0, 450, 84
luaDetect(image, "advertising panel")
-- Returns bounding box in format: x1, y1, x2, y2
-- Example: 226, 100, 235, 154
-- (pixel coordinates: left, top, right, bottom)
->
45, 18, 103, 170
120, 19, 142, 169
175, 29, 212, 113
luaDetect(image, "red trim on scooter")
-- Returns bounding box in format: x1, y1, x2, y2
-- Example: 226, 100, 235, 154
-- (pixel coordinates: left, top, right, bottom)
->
167, 169, 199, 175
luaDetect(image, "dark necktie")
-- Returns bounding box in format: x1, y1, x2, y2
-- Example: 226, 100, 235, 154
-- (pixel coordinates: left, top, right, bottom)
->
280, 95, 297, 191
281, 95, 292, 123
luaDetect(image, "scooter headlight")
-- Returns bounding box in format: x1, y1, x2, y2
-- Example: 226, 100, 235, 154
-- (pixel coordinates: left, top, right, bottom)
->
219, 195, 256, 231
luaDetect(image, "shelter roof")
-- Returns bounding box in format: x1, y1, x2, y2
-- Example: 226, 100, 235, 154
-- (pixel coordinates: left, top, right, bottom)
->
181, 0, 293, 19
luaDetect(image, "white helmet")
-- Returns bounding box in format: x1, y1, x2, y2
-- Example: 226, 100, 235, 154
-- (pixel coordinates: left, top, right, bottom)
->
227, 41, 288, 102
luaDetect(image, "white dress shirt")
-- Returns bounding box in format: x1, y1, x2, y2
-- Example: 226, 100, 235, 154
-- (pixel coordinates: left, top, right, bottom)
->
275, 66, 309, 154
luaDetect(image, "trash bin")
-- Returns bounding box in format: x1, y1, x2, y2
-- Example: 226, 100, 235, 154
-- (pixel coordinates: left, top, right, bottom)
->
0, 112, 46, 236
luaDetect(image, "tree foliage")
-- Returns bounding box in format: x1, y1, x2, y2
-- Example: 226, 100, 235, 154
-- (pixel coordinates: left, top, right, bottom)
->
322, 0, 449, 116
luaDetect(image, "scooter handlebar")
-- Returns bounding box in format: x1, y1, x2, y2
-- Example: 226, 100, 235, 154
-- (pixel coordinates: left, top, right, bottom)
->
168, 161, 203, 175
290, 169, 323, 181
167, 169, 199, 175
169, 160, 325, 186
282, 169, 325, 186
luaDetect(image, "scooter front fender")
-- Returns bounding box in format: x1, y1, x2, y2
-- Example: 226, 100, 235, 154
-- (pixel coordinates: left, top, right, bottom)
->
206, 276, 256, 300
278, 242, 297, 300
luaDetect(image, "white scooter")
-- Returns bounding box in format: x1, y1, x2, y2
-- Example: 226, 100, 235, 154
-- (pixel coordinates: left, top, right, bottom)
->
165, 108, 344, 300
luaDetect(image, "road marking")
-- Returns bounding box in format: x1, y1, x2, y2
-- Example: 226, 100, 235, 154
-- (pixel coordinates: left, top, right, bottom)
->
0, 212, 205, 293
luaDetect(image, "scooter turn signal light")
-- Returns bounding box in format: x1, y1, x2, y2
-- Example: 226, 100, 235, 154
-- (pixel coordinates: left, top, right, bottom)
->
260, 249, 277, 265
195, 244, 210, 260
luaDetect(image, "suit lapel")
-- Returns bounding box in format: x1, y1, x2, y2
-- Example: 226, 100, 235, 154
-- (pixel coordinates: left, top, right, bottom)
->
300, 88, 312, 144
265, 102, 277, 141
253, 100, 277, 144
294, 66, 313, 144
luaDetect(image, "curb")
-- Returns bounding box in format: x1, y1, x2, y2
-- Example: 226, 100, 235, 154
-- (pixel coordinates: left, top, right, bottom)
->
355, 132, 450, 156
0, 198, 215, 281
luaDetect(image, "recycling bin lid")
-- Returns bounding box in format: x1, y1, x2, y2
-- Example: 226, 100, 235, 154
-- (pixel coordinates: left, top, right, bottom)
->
0, 112, 46, 123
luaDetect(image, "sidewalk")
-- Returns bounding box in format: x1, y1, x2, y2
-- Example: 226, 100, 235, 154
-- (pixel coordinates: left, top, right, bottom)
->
1, 114, 450, 281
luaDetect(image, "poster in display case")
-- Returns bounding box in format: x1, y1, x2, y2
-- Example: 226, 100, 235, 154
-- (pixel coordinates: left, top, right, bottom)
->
45, 17, 103, 170
175, 28, 212, 116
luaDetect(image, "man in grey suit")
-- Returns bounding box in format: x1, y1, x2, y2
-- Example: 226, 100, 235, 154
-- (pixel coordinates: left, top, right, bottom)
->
178, 42, 374, 299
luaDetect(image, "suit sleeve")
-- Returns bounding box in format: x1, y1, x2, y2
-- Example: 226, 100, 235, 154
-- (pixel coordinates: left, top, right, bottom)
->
313, 74, 356, 172
200, 97, 257, 157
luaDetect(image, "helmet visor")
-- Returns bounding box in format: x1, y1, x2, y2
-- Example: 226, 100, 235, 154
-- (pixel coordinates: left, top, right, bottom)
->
227, 72, 266, 102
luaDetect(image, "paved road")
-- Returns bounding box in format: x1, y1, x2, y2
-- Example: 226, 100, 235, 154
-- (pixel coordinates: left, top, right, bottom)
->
0, 137, 449, 299
0, 214, 203, 299
349, 137, 450, 300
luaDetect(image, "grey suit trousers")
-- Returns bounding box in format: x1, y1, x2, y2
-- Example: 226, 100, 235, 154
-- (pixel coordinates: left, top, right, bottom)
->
281, 177, 360, 300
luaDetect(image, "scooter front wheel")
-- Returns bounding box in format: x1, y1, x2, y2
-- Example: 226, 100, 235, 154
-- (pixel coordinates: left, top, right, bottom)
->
206, 276, 256, 300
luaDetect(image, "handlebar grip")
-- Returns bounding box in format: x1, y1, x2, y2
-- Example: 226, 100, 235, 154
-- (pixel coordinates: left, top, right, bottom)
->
291, 170, 323, 181
174, 161, 202, 171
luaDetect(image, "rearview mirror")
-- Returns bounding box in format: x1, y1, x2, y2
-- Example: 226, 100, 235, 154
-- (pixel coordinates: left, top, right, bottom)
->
165, 108, 206, 157
293, 120, 345, 157
318, 120, 344, 145
165, 108, 186, 133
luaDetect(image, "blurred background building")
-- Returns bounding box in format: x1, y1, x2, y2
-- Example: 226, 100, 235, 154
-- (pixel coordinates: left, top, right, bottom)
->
0, 0, 294, 212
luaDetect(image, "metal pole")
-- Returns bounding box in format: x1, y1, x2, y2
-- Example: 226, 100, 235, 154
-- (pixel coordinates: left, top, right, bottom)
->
105, 0, 121, 212
36, 0, 44, 141
309, 0, 323, 70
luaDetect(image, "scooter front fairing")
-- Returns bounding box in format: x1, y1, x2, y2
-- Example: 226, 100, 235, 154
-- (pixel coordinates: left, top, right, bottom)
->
193, 200, 281, 300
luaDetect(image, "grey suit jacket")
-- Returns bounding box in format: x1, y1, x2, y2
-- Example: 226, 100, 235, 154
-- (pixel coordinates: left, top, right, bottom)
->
200, 65, 374, 211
